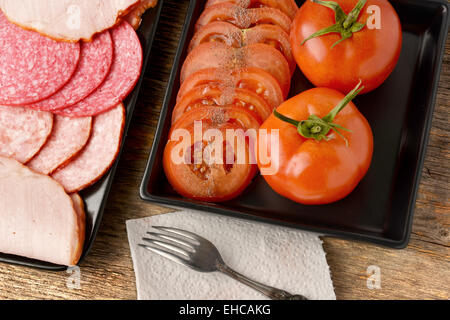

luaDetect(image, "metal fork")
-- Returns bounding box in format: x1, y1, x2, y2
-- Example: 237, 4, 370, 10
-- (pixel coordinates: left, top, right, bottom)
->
139, 226, 307, 300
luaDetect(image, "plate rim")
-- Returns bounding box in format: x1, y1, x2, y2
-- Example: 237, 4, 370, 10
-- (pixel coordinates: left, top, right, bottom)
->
140, 0, 449, 249
0, 0, 165, 271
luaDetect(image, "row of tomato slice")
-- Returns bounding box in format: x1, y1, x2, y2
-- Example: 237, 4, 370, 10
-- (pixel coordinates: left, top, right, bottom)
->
163, 0, 299, 202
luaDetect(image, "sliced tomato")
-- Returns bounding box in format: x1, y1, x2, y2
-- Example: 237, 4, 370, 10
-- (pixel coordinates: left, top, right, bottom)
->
164, 118, 257, 202
233, 68, 286, 104
205, 0, 299, 20
189, 21, 241, 51
165, 106, 260, 202
241, 43, 291, 94
177, 67, 285, 109
189, 22, 295, 74
181, 42, 291, 96
172, 105, 261, 132
195, 3, 292, 33
242, 24, 295, 74
171, 85, 271, 124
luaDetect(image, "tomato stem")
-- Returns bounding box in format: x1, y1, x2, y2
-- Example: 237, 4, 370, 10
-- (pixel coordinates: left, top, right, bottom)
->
272, 110, 301, 127
323, 80, 364, 122
273, 81, 364, 146
301, 0, 367, 48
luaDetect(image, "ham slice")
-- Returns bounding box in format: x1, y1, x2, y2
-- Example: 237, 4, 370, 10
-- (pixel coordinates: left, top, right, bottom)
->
0, 156, 85, 266
123, 0, 158, 29
70, 193, 86, 259
0, 0, 139, 42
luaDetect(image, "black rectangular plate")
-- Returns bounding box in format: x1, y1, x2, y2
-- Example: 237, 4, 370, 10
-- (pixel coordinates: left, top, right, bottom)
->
141, 0, 449, 248
0, 0, 164, 270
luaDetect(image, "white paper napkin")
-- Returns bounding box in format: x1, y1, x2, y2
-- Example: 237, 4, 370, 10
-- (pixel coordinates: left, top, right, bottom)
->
126, 210, 336, 300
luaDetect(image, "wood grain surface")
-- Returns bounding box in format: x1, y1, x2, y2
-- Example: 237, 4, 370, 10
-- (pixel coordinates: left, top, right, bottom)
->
0, 0, 448, 300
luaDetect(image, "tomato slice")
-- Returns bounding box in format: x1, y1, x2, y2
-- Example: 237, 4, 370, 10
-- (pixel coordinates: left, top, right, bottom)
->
171, 84, 271, 124
205, 0, 299, 20
172, 105, 261, 132
241, 43, 291, 94
189, 22, 295, 74
164, 119, 258, 202
243, 24, 294, 74
165, 106, 260, 202
181, 42, 291, 97
189, 21, 241, 51
177, 67, 285, 109
195, 3, 292, 33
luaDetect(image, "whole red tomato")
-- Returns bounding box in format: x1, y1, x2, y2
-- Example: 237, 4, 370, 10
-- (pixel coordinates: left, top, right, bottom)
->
257, 82, 373, 205
290, 0, 402, 94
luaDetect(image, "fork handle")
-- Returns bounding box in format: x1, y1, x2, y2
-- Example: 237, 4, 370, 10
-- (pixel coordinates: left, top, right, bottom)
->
217, 263, 307, 300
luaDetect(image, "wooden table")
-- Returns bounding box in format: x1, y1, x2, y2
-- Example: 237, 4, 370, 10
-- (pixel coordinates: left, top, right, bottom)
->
0, 0, 448, 300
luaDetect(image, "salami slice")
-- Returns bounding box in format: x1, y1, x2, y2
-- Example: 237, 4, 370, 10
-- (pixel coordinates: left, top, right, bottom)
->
0, 105, 53, 163
52, 103, 125, 193
27, 116, 92, 175
27, 32, 113, 111
56, 22, 142, 117
0, 12, 80, 105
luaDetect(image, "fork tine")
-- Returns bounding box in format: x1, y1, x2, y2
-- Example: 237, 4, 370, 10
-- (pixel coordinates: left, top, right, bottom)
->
146, 232, 196, 251
152, 226, 204, 243
142, 238, 191, 257
138, 244, 192, 268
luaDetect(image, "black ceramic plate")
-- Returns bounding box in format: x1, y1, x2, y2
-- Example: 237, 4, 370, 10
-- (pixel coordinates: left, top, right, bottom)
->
141, 0, 449, 248
0, 0, 164, 270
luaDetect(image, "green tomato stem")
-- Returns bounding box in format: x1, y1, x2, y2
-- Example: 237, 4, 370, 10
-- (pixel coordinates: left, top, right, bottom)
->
273, 81, 364, 146
343, 0, 366, 28
273, 109, 300, 127
323, 80, 364, 122
301, 0, 367, 48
